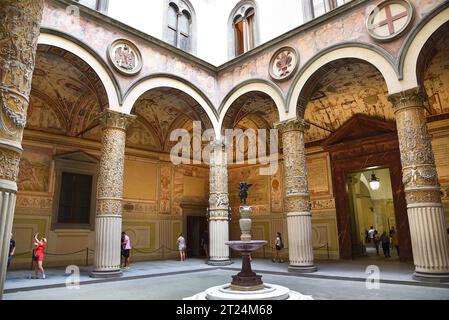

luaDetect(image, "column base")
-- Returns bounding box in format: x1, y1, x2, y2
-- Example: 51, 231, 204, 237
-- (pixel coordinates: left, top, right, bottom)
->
413, 271, 449, 283
90, 270, 123, 278
207, 259, 233, 266
288, 264, 318, 273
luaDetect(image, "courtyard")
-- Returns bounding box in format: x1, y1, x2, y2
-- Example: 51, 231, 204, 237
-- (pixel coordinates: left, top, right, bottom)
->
4, 258, 449, 300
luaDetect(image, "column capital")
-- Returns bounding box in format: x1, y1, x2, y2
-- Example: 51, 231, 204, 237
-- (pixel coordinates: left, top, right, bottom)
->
275, 118, 310, 133
387, 87, 427, 114
98, 110, 136, 130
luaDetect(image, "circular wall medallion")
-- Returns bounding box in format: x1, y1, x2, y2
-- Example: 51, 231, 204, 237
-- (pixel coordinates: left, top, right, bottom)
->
366, 0, 414, 42
269, 46, 299, 81
107, 39, 143, 76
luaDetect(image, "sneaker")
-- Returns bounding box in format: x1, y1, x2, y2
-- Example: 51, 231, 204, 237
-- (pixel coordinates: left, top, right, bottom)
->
42, 274, 46, 279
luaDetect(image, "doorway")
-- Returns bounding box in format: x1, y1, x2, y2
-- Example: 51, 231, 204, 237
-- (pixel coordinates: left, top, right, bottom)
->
347, 168, 398, 259
323, 114, 412, 261
186, 215, 208, 258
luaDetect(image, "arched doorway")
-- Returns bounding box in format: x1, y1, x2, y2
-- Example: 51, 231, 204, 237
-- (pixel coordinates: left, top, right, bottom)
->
297, 58, 412, 261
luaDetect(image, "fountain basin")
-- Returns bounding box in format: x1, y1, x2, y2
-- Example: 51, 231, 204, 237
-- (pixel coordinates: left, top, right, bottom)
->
184, 283, 313, 300
225, 240, 267, 252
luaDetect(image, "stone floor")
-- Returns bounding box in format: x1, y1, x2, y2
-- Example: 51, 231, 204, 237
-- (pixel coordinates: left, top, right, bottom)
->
4, 257, 449, 300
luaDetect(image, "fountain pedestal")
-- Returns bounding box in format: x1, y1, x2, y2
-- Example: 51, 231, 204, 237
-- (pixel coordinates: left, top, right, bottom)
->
184, 204, 313, 300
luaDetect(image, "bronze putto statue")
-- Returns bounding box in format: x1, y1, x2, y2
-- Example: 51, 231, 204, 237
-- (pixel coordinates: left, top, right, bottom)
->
239, 182, 252, 205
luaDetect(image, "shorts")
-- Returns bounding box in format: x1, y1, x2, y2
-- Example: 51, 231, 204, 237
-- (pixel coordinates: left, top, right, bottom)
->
122, 249, 130, 258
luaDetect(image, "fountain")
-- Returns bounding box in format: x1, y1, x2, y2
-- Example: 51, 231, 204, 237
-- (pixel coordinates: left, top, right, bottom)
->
185, 183, 312, 300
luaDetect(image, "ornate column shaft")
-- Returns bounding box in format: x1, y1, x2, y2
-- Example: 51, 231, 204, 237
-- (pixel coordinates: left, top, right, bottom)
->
388, 87, 449, 282
91, 110, 135, 278
0, 0, 43, 299
276, 119, 317, 273
207, 139, 232, 265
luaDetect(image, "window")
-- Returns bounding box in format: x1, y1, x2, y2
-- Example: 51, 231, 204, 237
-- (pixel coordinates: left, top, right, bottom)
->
230, 2, 258, 57
52, 152, 99, 230
58, 172, 93, 224
309, 0, 352, 19
165, 1, 193, 52
74, 0, 108, 13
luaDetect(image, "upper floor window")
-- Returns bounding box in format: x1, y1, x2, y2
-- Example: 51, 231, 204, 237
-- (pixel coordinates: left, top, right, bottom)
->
165, 1, 195, 53
229, 1, 258, 58
309, 0, 351, 19
74, 0, 108, 13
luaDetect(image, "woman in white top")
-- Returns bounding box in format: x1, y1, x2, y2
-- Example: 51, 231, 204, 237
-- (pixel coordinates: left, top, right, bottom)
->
176, 233, 186, 261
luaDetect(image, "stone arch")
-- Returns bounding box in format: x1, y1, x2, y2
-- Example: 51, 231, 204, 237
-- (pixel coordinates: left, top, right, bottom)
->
122, 73, 219, 137
399, 4, 449, 91
38, 29, 121, 109
287, 43, 401, 117
218, 79, 286, 133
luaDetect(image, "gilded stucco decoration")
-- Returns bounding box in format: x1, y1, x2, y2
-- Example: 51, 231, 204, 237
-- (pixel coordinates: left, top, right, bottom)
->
96, 110, 136, 216
388, 87, 441, 205
275, 118, 311, 213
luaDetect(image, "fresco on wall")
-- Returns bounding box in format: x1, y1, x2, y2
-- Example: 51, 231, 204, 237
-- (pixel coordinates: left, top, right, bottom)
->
304, 62, 394, 143
126, 119, 161, 151
424, 36, 449, 116
159, 165, 172, 214
18, 148, 52, 193
229, 165, 269, 215
270, 163, 283, 213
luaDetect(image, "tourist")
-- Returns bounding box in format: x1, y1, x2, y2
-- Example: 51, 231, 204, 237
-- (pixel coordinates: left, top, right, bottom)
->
121, 232, 131, 269
391, 229, 400, 257
7, 233, 15, 270
32, 233, 47, 279
373, 233, 380, 255
380, 231, 391, 258
201, 230, 209, 259
364, 228, 370, 244
272, 232, 284, 263
368, 226, 375, 244
177, 233, 186, 261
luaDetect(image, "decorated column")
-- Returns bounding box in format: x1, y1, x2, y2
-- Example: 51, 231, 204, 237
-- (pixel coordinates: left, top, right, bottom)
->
276, 119, 317, 273
207, 139, 231, 265
0, 0, 44, 299
388, 87, 449, 282
91, 110, 135, 278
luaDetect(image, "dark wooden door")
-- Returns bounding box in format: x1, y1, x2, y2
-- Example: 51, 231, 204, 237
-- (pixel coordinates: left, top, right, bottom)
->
186, 216, 207, 258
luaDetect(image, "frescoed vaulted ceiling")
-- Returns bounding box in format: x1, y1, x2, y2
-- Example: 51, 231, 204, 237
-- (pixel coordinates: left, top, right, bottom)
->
222, 92, 280, 132
424, 33, 449, 119
302, 35, 449, 144
303, 61, 394, 144
27, 45, 108, 137
130, 88, 214, 152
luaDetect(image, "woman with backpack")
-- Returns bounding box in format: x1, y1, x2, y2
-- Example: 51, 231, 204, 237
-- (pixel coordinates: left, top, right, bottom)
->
272, 232, 284, 263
